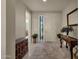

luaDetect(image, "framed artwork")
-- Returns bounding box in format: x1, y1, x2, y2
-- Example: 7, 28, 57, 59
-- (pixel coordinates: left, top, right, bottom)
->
67, 8, 78, 38
67, 8, 78, 26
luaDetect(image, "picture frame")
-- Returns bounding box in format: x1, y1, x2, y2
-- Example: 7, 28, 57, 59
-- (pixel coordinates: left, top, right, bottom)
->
67, 8, 78, 38
67, 8, 78, 26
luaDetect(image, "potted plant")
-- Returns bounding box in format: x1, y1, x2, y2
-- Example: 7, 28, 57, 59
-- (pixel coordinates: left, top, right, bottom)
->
32, 34, 38, 43
61, 26, 73, 35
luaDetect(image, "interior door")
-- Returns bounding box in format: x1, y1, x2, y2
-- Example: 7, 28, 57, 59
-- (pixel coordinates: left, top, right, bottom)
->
38, 16, 45, 43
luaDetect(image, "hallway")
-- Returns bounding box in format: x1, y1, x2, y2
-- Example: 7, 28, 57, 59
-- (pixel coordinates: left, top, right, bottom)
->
2, 0, 78, 59
23, 41, 70, 59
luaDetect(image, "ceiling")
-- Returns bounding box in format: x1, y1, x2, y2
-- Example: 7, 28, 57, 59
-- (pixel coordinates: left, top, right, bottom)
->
22, 0, 71, 12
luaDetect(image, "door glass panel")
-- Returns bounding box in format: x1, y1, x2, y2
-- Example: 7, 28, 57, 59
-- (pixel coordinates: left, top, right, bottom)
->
39, 16, 44, 40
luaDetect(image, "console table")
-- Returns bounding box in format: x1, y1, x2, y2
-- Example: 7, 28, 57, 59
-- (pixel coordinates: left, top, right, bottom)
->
57, 34, 78, 59
16, 37, 28, 59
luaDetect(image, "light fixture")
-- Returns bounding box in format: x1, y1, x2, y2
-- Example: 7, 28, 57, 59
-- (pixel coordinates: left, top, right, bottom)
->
42, 0, 47, 2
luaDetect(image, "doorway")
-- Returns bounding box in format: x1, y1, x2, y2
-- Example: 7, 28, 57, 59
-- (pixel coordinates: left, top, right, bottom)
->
38, 16, 45, 43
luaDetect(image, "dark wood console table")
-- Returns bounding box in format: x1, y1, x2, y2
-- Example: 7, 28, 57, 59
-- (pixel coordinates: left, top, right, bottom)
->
57, 34, 78, 59
16, 37, 28, 59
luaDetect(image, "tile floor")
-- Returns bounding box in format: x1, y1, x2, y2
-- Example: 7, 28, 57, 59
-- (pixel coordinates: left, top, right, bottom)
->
23, 41, 71, 59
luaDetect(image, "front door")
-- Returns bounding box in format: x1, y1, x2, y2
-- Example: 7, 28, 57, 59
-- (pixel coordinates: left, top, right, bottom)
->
38, 16, 45, 43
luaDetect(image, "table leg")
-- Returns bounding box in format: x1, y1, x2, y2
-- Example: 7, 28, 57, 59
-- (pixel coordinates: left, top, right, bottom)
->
66, 42, 68, 48
60, 39, 62, 48
70, 46, 73, 59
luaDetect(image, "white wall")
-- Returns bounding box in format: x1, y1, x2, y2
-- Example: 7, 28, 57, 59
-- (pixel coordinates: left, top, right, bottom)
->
25, 10, 32, 36
6, 0, 15, 59
15, 0, 26, 39
62, 0, 78, 26
32, 12, 62, 41
25, 9, 32, 56
1, 0, 6, 59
